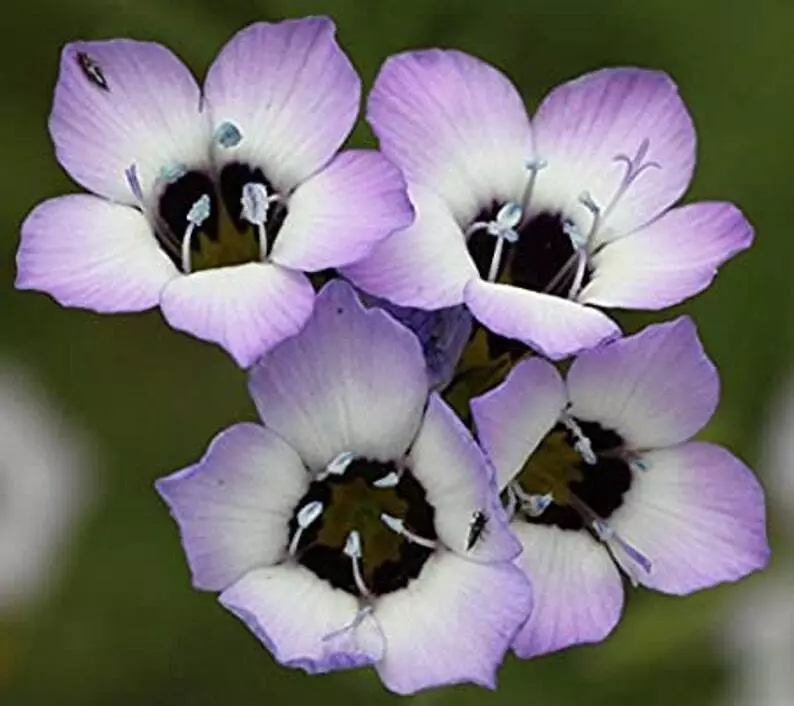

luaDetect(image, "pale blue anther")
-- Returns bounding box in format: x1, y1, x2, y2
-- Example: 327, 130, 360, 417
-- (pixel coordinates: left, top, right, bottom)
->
241, 182, 270, 226
563, 219, 587, 250
524, 492, 554, 517
630, 458, 650, 473
525, 157, 548, 173
215, 121, 243, 148
326, 451, 355, 476
487, 202, 522, 243
159, 163, 188, 184
186, 194, 211, 226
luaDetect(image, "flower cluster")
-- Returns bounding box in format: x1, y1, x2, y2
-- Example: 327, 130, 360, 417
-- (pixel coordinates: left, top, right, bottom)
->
17, 15, 770, 695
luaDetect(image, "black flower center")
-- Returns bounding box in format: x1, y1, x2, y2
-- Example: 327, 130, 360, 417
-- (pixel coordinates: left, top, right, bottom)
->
288, 457, 437, 597
154, 162, 288, 273
467, 203, 594, 357
512, 419, 632, 531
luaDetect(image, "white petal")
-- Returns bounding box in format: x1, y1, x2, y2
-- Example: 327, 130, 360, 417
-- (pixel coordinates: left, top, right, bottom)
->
567, 317, 719, 449
510, 523, 624, 657
409, 394, 521, 562
155, 423, 308, 591
374, 550, 531, 694
220, 564, 381, 673
248, 280, 427, 471
471, 357, 567, 490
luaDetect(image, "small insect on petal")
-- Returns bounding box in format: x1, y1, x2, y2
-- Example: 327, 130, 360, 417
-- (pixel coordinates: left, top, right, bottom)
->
466, 510, 488, 551
76, 52, 109, 91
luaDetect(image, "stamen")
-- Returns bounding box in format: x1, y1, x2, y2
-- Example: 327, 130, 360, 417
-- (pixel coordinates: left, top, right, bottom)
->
380, 513, 437, 549
124, 164, 144, 203
322, 605, 374, 642
568, 491, 652, 585
504, 484, 519, 520
317, 451, 355, 481
630, 458, 650, 473
215, 121, 243, 148
578, 191, 602, 246
512, 484, 554, 517
159, 163, 188, 185
181, 194, 211, 274
344, 530, 373, 599
520, 157, 548, 213
373, 471, 400, 488
486, 202, 522, 282
288, 500, 324, 555
606, 138, 661, 220
561, 415, 597, 465
240, 182, 271, 259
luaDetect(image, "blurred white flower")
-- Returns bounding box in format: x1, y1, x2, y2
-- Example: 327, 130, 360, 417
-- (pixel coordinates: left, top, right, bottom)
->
0, 361, 95, 614
721, 373, 794, 706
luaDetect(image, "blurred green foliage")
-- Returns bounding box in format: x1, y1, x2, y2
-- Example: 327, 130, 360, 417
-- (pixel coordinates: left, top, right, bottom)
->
1, 0, 791, 704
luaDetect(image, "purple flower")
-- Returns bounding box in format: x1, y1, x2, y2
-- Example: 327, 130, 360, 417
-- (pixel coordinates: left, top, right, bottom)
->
17, 18, 413, 367
344, 52, 753, 359
156, 280, 531, 694
470, 317, 770, 658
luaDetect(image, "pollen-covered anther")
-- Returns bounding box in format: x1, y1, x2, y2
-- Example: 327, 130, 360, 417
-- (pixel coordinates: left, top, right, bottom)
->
288, 500, 324, 556
344, 530, 373, 599
159, 163, 188, 185
380, 513, 437, 549
512, 483, 554, 517
465, 201, 523, 282
181, 194, 212, 274
241, 181, 281, 259
630, 458, 650, 473
317, 450, 355, 481
214, 121, 243, 148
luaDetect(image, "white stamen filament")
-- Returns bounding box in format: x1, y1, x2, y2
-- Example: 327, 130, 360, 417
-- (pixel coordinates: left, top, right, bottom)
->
373, 471, 400, 488
181, 194, 212, 274
344, 530, 373, 599
322, 605, 374, 642
520, 158, 548, 214
240, 182, 272, 259
567, 491, 652, 585
317, 451, 355, 481
561, 415, 598, 465
289, 500, 324, 556
380, 513, 437, 549
504, 484, 519, 519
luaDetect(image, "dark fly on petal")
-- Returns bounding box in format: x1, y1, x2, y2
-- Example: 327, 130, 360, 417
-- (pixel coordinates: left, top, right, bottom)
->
76, 52, 109, 91
466, 510, 488, 551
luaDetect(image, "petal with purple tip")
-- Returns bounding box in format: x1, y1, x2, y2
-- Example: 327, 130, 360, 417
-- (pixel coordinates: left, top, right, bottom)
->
248, 280, 427, 471
464, 279, 621, 360
471, 357, 567, 490
368, 49, 532, 224
510, 524, 624, 658
410, 394, 521, 562
374, 551, 531, 694
220, 564, 381, 674
531, 68, 696, 246
271, 149, 413, 272
50, 40, 208, 204
609, 443, 770, 595
581, 202, 754, 309
343, 187, 478, 309
159, 262, 315, 368
566, 317, 719, 449
17, 195, 177, 312
204, 18, 360, 192
155, 423, 308, 591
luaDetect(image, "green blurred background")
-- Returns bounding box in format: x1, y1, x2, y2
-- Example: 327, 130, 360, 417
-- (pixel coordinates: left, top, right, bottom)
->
1, 0, 792, 704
